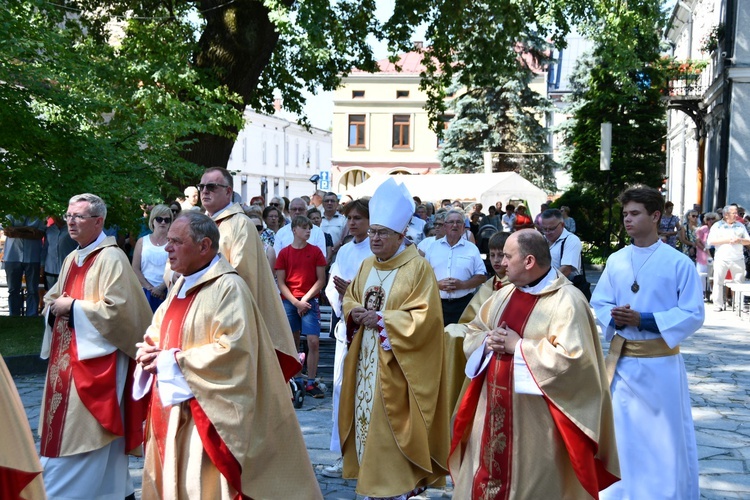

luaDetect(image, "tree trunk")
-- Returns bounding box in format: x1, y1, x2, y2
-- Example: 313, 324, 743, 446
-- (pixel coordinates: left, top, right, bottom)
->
180, 0, 288, 168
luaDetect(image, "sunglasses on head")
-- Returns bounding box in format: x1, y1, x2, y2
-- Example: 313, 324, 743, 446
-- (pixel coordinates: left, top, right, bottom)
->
154, 217, 172, 224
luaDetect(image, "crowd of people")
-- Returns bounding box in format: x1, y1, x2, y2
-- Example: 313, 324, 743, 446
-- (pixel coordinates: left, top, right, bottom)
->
0, 173, 746, 499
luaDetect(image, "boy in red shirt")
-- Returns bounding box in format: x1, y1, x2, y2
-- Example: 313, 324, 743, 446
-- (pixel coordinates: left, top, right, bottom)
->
276, 215, 328, 398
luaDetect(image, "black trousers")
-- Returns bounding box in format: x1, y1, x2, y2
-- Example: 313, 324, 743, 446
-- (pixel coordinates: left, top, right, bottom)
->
441, 293, 474, 326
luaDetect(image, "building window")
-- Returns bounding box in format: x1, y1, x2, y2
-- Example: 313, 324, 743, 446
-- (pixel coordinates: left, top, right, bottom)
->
348, 114, 366, 148
396, 90, 409, 98
352, 90, 365, 98
392, 114, 411, 149
295, 140, 299, 167
275, 144, 279, 167
242, 137, 247, 162
262, 141, 267, 165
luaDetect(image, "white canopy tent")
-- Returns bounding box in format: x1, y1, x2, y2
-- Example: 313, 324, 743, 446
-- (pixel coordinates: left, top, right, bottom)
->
342, 172, 550, 212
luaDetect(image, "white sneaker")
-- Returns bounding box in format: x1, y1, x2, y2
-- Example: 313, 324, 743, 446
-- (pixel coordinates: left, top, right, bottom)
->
713, 305, 724, 312
322, 457, 343, 478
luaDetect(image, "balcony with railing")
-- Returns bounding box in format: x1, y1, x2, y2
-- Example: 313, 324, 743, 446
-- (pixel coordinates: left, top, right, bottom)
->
663, 60, 710, 101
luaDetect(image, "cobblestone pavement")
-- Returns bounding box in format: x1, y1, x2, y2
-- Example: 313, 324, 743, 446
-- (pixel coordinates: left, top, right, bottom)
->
9, 304, 750, 499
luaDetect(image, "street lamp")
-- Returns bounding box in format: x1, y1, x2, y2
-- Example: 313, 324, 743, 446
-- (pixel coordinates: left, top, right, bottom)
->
309, 174, 320, 190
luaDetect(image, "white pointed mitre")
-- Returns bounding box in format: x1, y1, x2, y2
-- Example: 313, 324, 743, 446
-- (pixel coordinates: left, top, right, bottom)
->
369, 177, 414, 234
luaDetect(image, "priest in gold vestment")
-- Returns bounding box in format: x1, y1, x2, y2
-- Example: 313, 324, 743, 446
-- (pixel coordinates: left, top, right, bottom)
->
40, 193, 153, 499
199, 167, 300, 380
449, 230, 619, 499
340, 178, 449, 499
135, 212, 321, 499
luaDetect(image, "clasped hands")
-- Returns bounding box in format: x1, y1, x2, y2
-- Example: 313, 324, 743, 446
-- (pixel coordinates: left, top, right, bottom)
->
484, 321, 520, 355
437, 277, 461, 292
49, 293, 75, 321
611, 304, 641, 329
135, 336, 161, 375
350, 307, 380, 329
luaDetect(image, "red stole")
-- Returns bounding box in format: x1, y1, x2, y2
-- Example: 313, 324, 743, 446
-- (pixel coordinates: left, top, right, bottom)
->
450, 290, 538, 500
146, 286, 248, 500
41, 249, 124, 457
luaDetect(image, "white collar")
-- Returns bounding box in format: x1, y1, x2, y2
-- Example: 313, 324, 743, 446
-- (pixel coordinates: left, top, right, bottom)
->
519, 267, 556, 295
76, 232, 107, 265
178, 254, 221, 298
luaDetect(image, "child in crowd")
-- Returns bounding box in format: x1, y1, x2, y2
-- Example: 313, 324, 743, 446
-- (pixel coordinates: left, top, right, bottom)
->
275, 216, 328, 398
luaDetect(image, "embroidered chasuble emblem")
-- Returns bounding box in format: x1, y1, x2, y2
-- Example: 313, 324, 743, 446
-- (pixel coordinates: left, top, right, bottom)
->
41, 248, 124, 457
354, 269, 397, 464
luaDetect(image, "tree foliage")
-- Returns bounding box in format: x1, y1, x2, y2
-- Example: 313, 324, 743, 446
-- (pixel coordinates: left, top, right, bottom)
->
438, 44, 558, 192
1, 0, 243, 228
559, 0, 668, 250
2, 0, 597, 225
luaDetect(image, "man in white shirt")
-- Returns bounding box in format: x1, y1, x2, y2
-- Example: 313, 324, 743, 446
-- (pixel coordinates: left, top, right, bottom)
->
320, 192, 347, 254
274, 198, 327, 257
424, 209, 486, 325
541, 209, 582, 279
706, 204, 750, 311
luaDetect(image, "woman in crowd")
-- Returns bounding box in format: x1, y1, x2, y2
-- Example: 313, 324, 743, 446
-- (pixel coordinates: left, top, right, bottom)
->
248, 215, 276, 271
561, 205, 576, 233
132, 204, 171, 312
261, 205, 283, 248
679, 209, 700, 262
659, 201, 681, 248
695, 211, 718, 299
249, 195, 265, 208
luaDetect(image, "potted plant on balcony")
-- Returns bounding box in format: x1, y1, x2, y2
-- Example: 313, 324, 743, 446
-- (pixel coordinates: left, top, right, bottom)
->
700, 23, 725, 54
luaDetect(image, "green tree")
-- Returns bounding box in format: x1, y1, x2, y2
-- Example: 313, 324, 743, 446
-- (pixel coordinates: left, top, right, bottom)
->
438, 46, 558, 192
559, 0, 668, 250
2, 0, 595, 224
0, 0, 243, 227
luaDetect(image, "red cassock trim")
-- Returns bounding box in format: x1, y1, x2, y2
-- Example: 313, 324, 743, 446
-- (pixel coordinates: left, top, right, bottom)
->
0, 466, 41, 500
544, 401, 620, 499
190, 399, 251, 500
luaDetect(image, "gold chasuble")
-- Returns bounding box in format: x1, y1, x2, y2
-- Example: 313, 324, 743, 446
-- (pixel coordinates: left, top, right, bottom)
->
0, 356, 46, 499
40, 236, 152, 457
449, 272, 619, 499
213, 203, 300, 380
142, 258, 321, 500
340, 245, 449, 498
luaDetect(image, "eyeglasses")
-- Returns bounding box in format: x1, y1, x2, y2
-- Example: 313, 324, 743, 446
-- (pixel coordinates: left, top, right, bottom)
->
445, 220, 463, 226
541, 222, 562, 233
367, 228, 396, 239
689, 215, 698, 218
255, 225, 263, 232
324, 199, 337, 204
433, 222, 444, 227
154, 217, 172, 224
269, 202, 280, 207
196, 183, 229, 192
63, 213, 99, 222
